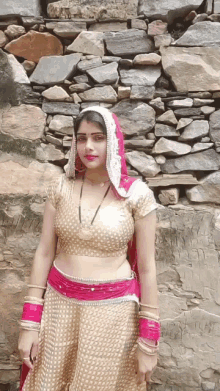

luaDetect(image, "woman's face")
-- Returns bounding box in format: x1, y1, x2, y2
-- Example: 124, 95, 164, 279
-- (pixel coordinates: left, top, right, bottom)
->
76, 120, 107, 171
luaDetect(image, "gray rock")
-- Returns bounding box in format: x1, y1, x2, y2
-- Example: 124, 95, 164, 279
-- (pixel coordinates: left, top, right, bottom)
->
149, 97, 165, 114
5, 25, 26, 39
155, 155, 166, 164
42, 86, 70, 101
175, 22, 220, 47
102, 56, 121, 63
174, 108, 202, 117
1, 0, 41, 17
201, 106, 215, 115
138, 0, 203, 23
201, 136, 211, 142
133, 53, 161, 65
130, 86, 155, 100
186, 171, 220, 204
42, 102, 80, 116
0, 31, 8, 47
131, 19, 147, 30
124, 139, 155, 150
73, 74, 89, 84
119, 59, 133, 67
89, 22, 127, 32
155, 123, 180, 137
167, 98, 193, 108
1, 104, 46, 140
36, 143, 65, 162
77, 57, 102, 72
192, 13, 208, 23
161, 149, 220, 173
152, 137, 191, 156
49, 115, 74, 135
67, 32, 104, 57
86, 62, 118, 84
154, 34, 172, 49
69, 83, 90, 93
189, 91, 212, 98
179, 120, 209, 141
209, 109, 220, 145
176, 118, 193, 130
191, 142, 213, 153
105, 29, 154, 56
118, 87, 131, 100
112, 101, 156, 136
201, 381, 216, 391
79, 86, 117, 103
159, 188, 179, 205
120, 66, 161, 86
161, 46, 220, 92
193, 98, 214, 107
157, 110, 178, 126
52, 21, 86, 38
45, 134, 63, 146
6, 53, 30, 84
126, 151, 160, 177
30, 53, 81, 85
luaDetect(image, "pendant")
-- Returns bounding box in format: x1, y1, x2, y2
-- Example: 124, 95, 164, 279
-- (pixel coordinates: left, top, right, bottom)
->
77, 227, 93, 240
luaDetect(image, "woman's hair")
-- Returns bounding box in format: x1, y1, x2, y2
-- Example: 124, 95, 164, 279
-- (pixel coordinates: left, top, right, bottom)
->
74, 111, 107, 137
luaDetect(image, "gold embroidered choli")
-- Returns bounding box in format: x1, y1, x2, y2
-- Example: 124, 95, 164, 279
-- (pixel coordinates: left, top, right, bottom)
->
46, 175, 158, 258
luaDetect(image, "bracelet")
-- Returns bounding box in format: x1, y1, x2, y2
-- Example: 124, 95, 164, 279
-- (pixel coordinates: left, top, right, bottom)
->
24, 296, 45, 305
21, 302, 43, 323
137, 342, 158, 356
19, 320, 41, 332
139, 311, 160, 321
139, 318, 161, 341
138, 339, 159, 353
138, 337, 159, 349
139, 302, 159, 310
28, 284, 47, 290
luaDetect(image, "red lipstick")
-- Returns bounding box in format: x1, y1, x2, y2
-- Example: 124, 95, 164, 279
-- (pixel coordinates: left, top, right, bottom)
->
85, 155, 98, 161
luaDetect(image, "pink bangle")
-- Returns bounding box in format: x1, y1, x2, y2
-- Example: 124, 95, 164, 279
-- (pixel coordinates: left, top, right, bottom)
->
139, 318, 161, 341
21, 303, 43, 323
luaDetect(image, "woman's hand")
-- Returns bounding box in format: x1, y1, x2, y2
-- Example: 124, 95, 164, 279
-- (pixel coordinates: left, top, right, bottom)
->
136, 347, 157, 387
18, 330, 39, 370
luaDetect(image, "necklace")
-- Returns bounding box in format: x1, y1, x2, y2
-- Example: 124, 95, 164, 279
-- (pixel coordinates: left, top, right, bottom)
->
84, 176, 110, 187
77, 175, 111, 240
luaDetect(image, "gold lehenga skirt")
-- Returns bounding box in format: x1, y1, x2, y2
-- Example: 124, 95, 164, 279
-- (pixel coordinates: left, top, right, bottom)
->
22, 277, 146, 391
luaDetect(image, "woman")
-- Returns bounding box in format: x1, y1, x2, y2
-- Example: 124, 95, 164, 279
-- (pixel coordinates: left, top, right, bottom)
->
18, 106, 160, 391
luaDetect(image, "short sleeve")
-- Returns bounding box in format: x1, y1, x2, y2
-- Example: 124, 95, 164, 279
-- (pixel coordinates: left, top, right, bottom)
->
131, 181, 159, 222
45, 175, 64, 208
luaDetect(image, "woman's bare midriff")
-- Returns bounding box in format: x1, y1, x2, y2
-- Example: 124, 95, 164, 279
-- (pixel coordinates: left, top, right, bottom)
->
54, 252, 132, 281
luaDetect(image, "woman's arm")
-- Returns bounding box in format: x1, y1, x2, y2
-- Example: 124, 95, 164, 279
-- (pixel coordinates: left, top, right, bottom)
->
134, 210, 158, 316
26, 199, 57, 299
134, 210, 159, 385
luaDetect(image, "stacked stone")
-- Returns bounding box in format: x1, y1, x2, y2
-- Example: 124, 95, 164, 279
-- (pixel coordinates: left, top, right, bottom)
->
1, 2, 220, 209
1, 2, 220, 390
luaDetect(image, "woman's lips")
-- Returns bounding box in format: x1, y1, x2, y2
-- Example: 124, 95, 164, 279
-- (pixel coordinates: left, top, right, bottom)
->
85, 156, 98, 161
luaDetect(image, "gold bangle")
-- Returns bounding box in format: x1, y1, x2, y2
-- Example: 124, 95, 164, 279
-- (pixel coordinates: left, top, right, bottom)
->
138, 339, 158, 352
139, 338, 159, 349
139, 302, 159, 310
24, 296, 44, 304
28, 284, 47, 290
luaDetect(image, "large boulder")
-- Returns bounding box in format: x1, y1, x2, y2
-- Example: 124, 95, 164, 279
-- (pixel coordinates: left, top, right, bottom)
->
126, 151, 160, 177
0, 104, 46, 140
160, 46, 220, 92
30, 53, 81, 85
105, 29, 154, 56
1, 0, 41, 17
186, 172, 220, 204
138, 0, 203, 23
174, 22, 220, 47
4, 31, 63, 63
111, 101, 156, 136
161, 149, 220, 173
47, 0, 138, 20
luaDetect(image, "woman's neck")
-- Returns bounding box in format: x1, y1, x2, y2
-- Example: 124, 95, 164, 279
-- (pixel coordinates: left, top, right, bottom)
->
84, 168, 110, 183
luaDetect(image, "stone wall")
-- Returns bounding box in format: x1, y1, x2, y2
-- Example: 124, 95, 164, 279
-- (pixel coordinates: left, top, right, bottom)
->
0, 0, 220, 390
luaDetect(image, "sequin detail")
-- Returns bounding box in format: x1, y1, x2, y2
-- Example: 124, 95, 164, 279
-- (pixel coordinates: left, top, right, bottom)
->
45, 175, 158, 257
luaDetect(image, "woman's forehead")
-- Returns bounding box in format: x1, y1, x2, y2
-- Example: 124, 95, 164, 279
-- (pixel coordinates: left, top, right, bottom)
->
77, 120, 104, 134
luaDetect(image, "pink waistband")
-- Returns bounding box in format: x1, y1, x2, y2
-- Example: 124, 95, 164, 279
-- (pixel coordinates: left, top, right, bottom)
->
47, 266, 140, 301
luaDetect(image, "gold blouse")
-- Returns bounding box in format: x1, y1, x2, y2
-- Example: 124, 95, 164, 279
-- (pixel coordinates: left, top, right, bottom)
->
46, 175, 158, 258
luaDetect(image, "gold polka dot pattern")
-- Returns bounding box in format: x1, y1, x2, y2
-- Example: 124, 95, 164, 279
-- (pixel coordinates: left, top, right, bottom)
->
45, 175, 158, 257
22, 286, 147, 391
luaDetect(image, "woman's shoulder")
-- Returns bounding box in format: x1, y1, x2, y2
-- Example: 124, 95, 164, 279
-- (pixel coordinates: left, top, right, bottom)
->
45, 174, 75, 208
127, 179, 159, 221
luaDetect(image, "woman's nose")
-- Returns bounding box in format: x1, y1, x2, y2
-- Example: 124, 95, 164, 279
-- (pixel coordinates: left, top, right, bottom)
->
85, 137, 94, 150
